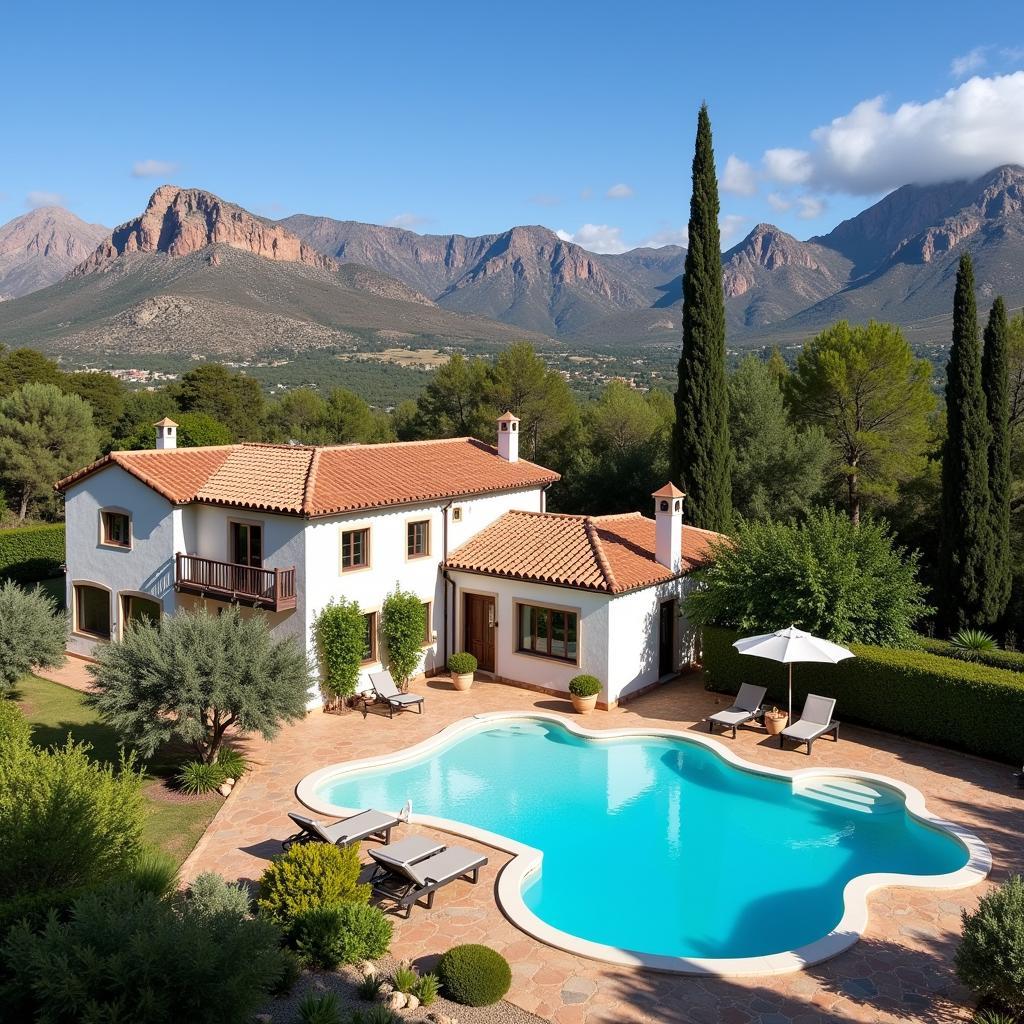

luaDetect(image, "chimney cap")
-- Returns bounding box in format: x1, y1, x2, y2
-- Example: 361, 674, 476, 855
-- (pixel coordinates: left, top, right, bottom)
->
497, 410, 519, 423
652, 482, 685, 501
153, 417, 179, 428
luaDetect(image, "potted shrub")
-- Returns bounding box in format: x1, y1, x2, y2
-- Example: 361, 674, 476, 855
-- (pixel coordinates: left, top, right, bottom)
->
447, 652, 477, 691
568, 674, 601, 713
764, 706, 788, 736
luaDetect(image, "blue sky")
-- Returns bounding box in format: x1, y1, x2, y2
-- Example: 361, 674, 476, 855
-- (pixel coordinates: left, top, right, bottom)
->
5, 1, 1024, 252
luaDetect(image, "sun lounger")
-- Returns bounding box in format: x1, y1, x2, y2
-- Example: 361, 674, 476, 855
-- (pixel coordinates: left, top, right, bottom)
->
369, 670, 424, 718
367, 834, 445, 881
283, 809, 400, 850
706, 683, 768, 738
779, 693, 839, 754
371, 844, 487, 916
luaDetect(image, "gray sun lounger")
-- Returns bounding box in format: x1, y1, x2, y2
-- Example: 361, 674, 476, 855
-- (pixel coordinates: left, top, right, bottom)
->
367, 834, 445, 882
283, 809, 400, 850
371, 844, 487, 916
779, 693, 840, 754
369, 670, 424, 718
706, 683, 768, 738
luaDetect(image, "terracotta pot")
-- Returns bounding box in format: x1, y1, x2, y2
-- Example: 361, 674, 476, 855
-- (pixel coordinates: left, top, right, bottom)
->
764, 711, 788, 736
451, 671, 474, 691
570, 692, 599, 714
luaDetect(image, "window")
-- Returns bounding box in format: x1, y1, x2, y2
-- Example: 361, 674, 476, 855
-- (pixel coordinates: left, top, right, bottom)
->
407, 520, 430, 559
517, 603, 578, 662
123, 594, 160, 630
75, 585, 111, 639
422, 601, 432, 645
361, 611, 378, 663
230, 521, 262, 567
341, 528, 370, 571
101, 510, 130, 547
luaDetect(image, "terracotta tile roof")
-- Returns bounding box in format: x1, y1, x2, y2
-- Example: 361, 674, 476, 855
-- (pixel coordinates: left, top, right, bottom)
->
445, 510, 723, 594
55, 438, 559, 516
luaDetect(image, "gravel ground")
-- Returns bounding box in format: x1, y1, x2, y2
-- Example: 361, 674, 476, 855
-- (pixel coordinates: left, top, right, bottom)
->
260, 955, 550, 1024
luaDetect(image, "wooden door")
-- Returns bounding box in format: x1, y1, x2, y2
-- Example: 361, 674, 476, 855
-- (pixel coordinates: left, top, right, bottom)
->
658, 600, 676, 677
464, 593, 495, 673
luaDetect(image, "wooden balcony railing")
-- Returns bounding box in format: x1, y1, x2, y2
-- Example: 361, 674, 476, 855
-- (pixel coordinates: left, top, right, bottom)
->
175, 553, 297, 612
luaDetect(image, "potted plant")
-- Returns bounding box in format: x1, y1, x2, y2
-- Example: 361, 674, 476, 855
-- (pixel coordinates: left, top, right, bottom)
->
568, 674, 601, 714
764, 706, 788, 736
447, 652, 477, 691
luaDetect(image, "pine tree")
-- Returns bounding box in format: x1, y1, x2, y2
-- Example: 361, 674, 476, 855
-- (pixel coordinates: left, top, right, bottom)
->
672, 103, 731, 531
940, 253, 994, 630
982, 296, 1012, 623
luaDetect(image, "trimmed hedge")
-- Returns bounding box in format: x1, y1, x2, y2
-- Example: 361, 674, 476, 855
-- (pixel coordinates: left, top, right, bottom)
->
0, 524, 65, 585
916, 635, 1024, 674
702, 625, 1024, 763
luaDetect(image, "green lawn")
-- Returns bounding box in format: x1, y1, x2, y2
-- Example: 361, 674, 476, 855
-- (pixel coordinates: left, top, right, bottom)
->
15, 675, 221, 865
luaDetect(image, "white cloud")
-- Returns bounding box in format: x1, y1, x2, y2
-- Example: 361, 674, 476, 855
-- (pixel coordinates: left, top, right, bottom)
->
796, 196, 826, 219
721, 155, 757, 196
25, 191, 64, 208
387, 212, 431, 229
766, 192, 792, 213
555, 223, 628, 253
759, 72, 1024, 195
606, 183, 634, 199
131, 159, 179, 179
951, 47, 987, 79
719, 214, 747, 246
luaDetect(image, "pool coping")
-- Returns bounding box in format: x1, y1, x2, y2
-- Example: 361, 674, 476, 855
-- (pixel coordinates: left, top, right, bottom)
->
295, 711, 992, 977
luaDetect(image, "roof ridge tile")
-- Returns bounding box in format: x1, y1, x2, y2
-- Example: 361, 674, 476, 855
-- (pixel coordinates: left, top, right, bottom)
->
584, 516, 620, 593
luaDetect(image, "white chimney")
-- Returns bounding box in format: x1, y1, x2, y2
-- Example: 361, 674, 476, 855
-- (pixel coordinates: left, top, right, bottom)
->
652, 482, 685, 571
497, 411, 519, 462
154, 417, 178, 450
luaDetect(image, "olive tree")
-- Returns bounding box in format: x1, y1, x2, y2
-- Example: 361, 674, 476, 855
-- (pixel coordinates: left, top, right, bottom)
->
0, 580, 67, 692
87, 606, 313, 763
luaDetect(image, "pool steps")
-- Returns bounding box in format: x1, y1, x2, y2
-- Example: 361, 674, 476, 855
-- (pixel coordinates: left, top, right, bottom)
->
794, 777, 902, 814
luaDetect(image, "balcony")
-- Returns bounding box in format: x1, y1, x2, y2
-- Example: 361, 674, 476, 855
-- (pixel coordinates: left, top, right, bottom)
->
175, 553, 297, 612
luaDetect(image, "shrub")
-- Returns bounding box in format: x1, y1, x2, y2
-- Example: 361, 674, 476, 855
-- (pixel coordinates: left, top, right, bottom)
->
950, 629, 999, 657
272, 947, 304, 996
0, 699, 31, 746
357, 974, 383, 1000
188, 871, 252, 920
412, 972, 440, 1006
128, 846, 180, 901
256, 842, 370, 928
702, 625, 1024, 763
447, 651, 477, 674
177, 759, 226, 794
685, 509, 931, 646
955, 875, 1024, 1011
292, 902, 392, 967
350, 1008, 401, 1024
392, 963, 418, 993
314, 597, 368, 703
0, 580, 67, 692
972, 1011, 1017, 1024
569, 674, 601, 697
0, 738, 144, 910
1, 882, 286, 1024
298, 991, 344, 1024
436, 943, 512, 1006
216, 745, 248, 780
917, 635, 1024, 673
380, 586, 427, 687
0, 523, 65, 585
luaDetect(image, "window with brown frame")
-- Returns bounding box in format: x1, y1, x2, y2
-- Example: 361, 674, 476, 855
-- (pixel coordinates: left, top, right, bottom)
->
341, 528, 370, 571
101, 510, 131, 547
517, 603, 578, 662
407, 520, 430, 559
422, 601, 432, 645
75, 585, 111, 639
361, 611, 378, 663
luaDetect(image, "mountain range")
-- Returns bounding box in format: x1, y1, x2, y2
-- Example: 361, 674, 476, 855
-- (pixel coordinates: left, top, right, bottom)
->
2, 166, 1024, 360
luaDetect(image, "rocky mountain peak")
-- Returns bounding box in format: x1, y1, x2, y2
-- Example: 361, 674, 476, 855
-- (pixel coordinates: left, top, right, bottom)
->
71, 186, 337, 276
722, 224, 838, 298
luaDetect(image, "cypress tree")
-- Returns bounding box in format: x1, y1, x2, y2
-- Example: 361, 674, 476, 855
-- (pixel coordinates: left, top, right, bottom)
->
982, 296, 1012, 623
940, 253, 993, 630
673, 103, 731, 531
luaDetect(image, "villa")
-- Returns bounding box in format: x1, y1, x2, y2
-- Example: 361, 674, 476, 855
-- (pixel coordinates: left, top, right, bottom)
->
56, 413, 720, 708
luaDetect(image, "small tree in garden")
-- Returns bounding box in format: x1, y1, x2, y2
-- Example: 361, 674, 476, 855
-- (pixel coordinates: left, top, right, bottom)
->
684, 508, 931, 646
87, 606, 313, 763
0, 580, 68, 692
955, 875, 1024, 1013
380, 585, 426, 689
313, 597, 367, 707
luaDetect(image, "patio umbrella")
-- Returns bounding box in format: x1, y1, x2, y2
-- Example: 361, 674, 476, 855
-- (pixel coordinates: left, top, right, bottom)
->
732, 626, 854, 722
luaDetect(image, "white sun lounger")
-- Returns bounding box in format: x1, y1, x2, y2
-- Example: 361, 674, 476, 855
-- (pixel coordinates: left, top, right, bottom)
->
367, 834, 445, 881
369, 670, 425, 718
283, 809, 400, 850
371, 844, 487, 916
706, 683, 768, 738
779, 693, 840, 754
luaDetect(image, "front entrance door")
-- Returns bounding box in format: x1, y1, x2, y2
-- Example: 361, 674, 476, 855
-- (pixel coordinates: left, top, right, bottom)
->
658, 600, 676, 677
464, 593, 496, 673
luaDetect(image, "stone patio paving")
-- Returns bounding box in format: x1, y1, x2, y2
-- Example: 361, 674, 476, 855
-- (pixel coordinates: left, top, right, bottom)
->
43, 661, 1023, 1023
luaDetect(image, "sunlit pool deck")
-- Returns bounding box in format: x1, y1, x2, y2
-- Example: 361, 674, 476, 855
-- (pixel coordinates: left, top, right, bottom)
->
174, 672, 1023, 1024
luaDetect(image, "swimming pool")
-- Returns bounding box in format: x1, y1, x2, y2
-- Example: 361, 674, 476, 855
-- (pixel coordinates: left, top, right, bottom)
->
298, 713, 990, 975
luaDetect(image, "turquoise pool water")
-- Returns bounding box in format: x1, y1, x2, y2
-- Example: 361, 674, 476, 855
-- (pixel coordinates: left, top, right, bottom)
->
315, 719, 968, 960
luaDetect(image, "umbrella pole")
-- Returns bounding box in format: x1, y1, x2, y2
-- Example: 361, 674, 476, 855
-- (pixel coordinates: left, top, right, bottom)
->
788, 663, 793, 723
